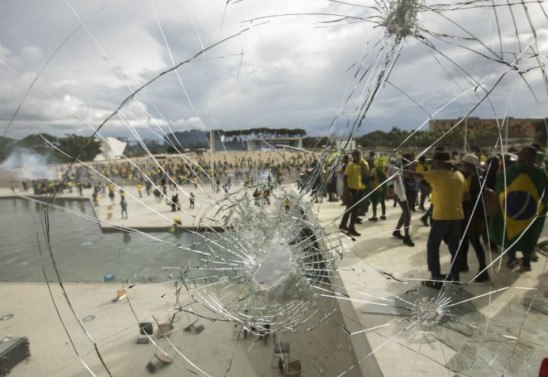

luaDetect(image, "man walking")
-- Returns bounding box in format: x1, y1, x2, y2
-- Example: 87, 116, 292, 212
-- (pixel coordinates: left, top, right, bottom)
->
120, 191, 128, 219
339, 150, 364, 237
457, 154, 489, 282
406, 152, 468, 288
189, 192, 195, 210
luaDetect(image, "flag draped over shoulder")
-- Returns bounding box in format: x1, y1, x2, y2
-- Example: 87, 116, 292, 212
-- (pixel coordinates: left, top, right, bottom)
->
489, 164, 548, 252
370, 167, 387, 203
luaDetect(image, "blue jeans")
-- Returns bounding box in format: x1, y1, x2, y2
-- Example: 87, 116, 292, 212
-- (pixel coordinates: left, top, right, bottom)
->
427, 220, 462, 279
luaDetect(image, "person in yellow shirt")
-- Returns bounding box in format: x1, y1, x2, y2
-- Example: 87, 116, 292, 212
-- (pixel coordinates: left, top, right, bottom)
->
405, 152, 468, 288
339, 150, 363, 237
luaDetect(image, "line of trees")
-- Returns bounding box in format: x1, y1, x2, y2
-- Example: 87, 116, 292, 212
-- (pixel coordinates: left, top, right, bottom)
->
354, 125, 545, 151
3, 121, 543, 164
299, 124, 544, 153
0, 134, 101, 163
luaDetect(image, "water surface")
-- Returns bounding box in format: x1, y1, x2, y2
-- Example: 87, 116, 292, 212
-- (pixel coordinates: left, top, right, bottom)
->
0, 198, 212, 283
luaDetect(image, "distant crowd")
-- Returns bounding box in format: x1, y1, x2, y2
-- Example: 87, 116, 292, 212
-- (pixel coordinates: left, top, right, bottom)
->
16, 151, 317, 220
23, 152, 316, 195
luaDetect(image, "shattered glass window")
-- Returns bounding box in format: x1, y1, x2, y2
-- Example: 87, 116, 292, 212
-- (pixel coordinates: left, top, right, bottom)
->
0, 0, 546, 376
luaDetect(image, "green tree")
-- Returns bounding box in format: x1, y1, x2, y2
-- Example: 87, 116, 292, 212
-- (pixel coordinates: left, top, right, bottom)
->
357, 130, 388, 149
56, 134, 101, 162
302, 136, 330, 150
468, 127, 499, 147
386, 127, 412, 148
17, 133, 58, 154
533, 118, 547, 148
0, 136, 16, 162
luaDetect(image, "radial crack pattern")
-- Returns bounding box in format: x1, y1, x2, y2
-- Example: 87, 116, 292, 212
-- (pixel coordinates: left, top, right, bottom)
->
0, 0, 546, 376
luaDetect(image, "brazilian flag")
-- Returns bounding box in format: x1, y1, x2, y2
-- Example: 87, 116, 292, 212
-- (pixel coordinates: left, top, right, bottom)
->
370, 167, 387, 203
489, 164, 547, 252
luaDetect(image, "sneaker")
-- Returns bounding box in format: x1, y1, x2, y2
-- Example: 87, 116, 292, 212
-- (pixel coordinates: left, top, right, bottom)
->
347, 229, 361, 237
339, 224, 348, 231
517, 264, 532, 272
474, 271, 490, 282
421, 280, 442, 290
369, 217, 378, 222
507, 258, 520, 269
392, 230, 404, 239
355, 218, 363, 224
420, 216, 429, 227
402, 236, 414, 247
380, 215, 386, 220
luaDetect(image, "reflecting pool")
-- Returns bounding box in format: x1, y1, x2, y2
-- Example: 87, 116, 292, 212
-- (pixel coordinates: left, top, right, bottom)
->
0, 198, 210, 283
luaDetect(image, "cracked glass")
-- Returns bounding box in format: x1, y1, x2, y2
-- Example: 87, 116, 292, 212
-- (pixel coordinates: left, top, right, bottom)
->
0, 0, 546, 376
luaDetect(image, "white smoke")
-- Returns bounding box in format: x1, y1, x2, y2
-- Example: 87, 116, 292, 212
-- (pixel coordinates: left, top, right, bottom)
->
0, 148, 58, 180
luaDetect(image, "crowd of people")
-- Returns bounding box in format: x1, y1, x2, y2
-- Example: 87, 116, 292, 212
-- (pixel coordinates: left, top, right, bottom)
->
11, 145, 546, 287
71, 151, 315, 190
16, 151, 317, 220
333, 144, 547, 288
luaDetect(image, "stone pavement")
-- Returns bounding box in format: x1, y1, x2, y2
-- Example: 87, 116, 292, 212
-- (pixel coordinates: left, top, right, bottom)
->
313, 197, 548, 377
0, 282, 361, 377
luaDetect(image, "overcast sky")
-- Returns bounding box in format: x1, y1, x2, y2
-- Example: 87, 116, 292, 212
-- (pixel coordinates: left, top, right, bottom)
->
1, 0, 547, 141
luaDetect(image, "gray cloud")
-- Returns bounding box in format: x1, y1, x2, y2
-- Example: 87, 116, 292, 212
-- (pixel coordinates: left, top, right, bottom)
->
0, 0, 546, 141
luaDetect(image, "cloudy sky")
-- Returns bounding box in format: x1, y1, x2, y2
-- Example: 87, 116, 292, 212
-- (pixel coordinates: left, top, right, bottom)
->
1, 0, 547, 141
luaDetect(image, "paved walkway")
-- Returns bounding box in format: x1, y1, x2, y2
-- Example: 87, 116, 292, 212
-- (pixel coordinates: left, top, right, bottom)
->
313, 197, 547, 377
0, 185, 546, 376
1, 184, 231, 231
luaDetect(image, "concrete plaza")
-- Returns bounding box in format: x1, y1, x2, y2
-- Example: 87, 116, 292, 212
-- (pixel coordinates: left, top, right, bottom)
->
0, 183, 546, 376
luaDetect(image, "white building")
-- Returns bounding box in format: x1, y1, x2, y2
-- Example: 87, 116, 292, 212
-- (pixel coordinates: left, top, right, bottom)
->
333, 137, 356, 151
94, 137, 127, 161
